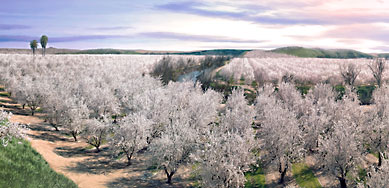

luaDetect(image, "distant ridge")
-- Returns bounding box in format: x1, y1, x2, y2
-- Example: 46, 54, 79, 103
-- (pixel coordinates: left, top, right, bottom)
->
68, 49, 250, 57
167, 49, 251, 57
0, 47, 79, 54
0, 47, 384, 59
270, 46, 374, 59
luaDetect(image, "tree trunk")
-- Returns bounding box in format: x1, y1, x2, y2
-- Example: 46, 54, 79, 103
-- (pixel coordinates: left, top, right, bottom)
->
378, 152, 382, 167
87, 135, 102, 152
125, 147, 135, 166
113, 116, 117, 124
338, 177, 347, 188
94, 137, 101, 152
49, 122, 59, 131
71, 131, 78, 142
164, 167, 175, 184
126, 153, 133, 166
278, 162, 288, 184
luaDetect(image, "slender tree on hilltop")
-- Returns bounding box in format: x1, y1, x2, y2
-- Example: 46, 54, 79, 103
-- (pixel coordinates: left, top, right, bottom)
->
40, 35, 48, 56
30, 40, 38, 55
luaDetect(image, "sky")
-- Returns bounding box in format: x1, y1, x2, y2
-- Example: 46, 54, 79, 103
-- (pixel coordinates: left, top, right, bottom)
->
1, 0, 389, 52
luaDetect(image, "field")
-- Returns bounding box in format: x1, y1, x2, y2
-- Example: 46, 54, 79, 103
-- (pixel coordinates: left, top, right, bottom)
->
220, 57, 376, 85
0, 53, 388, 188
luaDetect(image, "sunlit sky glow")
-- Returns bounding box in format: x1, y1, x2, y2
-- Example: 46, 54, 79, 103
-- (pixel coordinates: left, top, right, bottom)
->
1, 0, 389, 52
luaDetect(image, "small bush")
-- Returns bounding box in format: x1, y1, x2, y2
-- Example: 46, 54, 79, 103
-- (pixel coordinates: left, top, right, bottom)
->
356, 85, 375, 105
334, 85, 346, 100
244, 89, 257, 105
296, 85, 311, 95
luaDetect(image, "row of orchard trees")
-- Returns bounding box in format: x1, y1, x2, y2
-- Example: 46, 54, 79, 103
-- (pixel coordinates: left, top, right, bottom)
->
1, 55, 389, 187
29, 35, 48, 56
220, 57, 387, 86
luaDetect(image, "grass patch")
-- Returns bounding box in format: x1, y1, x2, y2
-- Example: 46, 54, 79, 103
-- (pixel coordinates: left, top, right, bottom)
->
146, 164, 160, 173
0, 138, 77, 188
292, 163, 322, 188
188, 163, 201, 187
245, 165, 266, 188
357, 166, 367, 183
84, 144, 95, 150
372, 152, 379, 159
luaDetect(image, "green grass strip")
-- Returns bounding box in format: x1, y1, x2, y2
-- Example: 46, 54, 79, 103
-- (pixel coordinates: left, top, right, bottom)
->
0, 138, 77, 188
245, 165, 266, 188
292, 163, 322, 188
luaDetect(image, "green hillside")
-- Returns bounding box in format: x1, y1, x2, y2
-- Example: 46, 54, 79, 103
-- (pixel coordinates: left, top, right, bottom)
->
377, 53, 389, 59
0, 138, 77, 188
270, 46, 373, 59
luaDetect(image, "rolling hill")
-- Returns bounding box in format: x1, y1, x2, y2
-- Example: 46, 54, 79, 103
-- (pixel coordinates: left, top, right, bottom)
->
270, 46, 374, 59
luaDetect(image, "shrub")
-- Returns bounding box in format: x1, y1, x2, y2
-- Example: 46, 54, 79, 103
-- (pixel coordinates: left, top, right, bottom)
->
357, 85, 375, 105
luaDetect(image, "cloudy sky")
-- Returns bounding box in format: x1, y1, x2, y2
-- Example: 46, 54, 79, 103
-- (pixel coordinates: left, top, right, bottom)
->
1, 0, 389, 52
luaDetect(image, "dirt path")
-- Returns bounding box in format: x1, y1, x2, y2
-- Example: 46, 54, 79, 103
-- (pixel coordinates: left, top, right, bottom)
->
0, 93, 192, 188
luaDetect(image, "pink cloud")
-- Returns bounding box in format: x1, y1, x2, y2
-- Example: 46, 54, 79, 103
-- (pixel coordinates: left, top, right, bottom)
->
322, 24, 389, 41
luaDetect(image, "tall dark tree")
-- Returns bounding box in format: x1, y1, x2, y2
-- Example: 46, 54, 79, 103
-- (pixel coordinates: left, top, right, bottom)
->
40, 35, 48, 56
30, 40, 38, 55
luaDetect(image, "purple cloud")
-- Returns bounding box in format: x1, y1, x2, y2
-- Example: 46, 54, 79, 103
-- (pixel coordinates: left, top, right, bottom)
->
50, 35, 125, 42
156, 1, 323, 25
372, 46, 389, 52
157, 1, 249, 18
321, 24, 389, 42
0, 24, 31, 30
155, 1, 389, 25
138, 32, 264, 43
89, 26, 133, 31
0, 35, 35, 42
0, 32, 262, 44
0, 35, 127, 43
